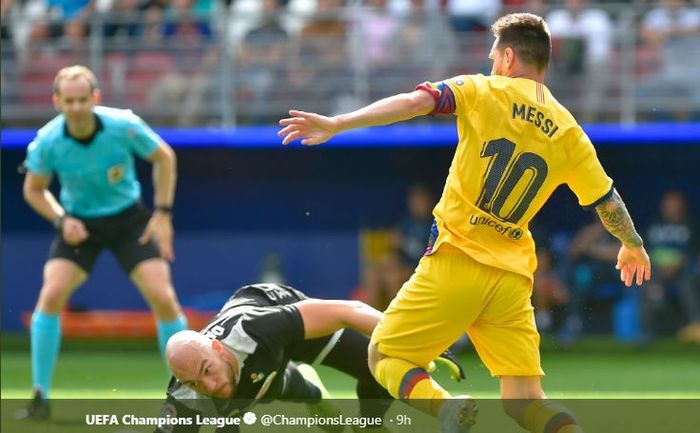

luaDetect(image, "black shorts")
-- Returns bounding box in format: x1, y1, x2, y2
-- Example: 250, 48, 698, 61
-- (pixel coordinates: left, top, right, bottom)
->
48, 202, 161, 274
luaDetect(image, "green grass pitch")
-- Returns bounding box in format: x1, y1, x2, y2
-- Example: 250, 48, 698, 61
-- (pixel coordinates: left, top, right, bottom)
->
2, 336, 699, 399
2, 336, 699, 433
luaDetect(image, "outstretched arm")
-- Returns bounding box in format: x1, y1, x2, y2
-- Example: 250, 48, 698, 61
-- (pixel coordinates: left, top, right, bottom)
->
278, 90, 436, 146
294, 299, 382, 339
594, 189, 651, 287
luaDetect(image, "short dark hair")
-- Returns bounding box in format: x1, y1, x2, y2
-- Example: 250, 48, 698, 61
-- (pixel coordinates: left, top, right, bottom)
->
491, 13, 551, 71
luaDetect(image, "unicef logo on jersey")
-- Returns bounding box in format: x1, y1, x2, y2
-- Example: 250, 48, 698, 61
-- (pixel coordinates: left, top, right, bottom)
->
469, 215, 524, 241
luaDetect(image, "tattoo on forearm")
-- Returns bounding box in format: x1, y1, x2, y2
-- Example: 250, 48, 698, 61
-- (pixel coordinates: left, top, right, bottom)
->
595, 189, 643, 248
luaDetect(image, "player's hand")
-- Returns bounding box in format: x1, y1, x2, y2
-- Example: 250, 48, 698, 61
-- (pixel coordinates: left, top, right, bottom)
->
61, 215, 89, 245
428, 349, 466, 382
139, 212, 175, 261
616, 245, 651, 287
278, 110, 338, 146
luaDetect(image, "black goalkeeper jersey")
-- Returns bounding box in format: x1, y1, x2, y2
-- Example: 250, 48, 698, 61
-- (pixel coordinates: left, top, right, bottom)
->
156, 284, 328, 433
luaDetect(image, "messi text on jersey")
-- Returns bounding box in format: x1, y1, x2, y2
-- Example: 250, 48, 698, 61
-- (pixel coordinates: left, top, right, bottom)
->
512, 103, 559, 138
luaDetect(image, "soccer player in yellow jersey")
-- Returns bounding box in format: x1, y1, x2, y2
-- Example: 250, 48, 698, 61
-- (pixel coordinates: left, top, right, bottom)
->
279, 13, 651, 433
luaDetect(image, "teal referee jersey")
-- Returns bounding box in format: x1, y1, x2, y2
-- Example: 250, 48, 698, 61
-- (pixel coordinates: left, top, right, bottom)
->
24, 106, 162, 217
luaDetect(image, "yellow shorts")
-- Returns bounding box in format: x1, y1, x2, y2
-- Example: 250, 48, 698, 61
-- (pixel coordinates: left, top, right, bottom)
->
370, 244, 543, 377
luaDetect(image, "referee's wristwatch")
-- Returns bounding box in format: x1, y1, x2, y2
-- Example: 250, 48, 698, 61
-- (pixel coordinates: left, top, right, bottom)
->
154, 204, 173, 214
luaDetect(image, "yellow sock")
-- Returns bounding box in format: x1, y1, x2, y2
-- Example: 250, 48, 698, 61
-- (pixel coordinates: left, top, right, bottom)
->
373, 357, 451, 416
522, 400, 583, 433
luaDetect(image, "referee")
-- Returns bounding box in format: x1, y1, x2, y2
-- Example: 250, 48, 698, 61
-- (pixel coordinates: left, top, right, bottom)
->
22, 65, 188, 419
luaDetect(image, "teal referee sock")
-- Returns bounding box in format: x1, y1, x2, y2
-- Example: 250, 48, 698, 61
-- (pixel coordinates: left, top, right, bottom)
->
156, 315, 188, 363
31, 311, 61, 398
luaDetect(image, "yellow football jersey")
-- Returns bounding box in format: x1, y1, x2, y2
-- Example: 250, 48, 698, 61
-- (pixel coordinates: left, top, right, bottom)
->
418, 74, 613, 280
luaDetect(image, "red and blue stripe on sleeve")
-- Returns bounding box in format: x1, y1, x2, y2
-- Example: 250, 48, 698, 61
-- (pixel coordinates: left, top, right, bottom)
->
415, 81, 456, 115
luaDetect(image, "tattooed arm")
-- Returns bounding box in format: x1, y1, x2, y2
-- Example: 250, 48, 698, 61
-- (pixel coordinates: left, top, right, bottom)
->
595, 189, 651, 287
595, 189, 643, 247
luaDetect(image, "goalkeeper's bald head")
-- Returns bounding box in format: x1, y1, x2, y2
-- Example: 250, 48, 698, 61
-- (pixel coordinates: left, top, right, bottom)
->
166, 330, 238, 399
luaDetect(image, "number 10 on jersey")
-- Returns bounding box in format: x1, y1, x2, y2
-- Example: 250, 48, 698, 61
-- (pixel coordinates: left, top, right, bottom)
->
476, 138, 548, 225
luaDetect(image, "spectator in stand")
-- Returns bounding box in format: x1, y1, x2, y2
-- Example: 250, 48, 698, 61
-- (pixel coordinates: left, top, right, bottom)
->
297, 0, 348, 66
352, 0, 409, 101
28, 0, 95, 49
642, 190, 699, 339
358, 249, 413, 311
546, 0, 614, 122
520, 0, 546, 18
390, 183, 436, 268
353, 183, 435, 311
146, 0, 216, 125
286, 0, 350, 114
1, 0, 17, 102
236, 0, 290, 123
393, 0, 457, 84
355, 0, 401, 70
381, 0, 442, 16
560, 218, 620, 343
446, 0, 502, 33
161, 0, 213, 44
1, 0, 16, 41
141, 0, 168, 44
103, 0, 169, 44
500, 0, 527, 12
532, 247, 569, 333
677, 253, 700, 344
638, 0, 700, 120
103, 0, 140, 42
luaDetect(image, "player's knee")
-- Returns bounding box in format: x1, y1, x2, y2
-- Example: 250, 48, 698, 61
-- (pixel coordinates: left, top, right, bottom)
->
367, 342, 385, 377
36, 283, 71, 313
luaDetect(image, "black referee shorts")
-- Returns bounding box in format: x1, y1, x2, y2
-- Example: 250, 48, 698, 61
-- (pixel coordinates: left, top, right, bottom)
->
48, 202, 161, 274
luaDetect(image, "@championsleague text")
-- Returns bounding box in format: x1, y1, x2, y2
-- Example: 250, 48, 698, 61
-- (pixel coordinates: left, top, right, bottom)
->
260, 414, 384, 428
